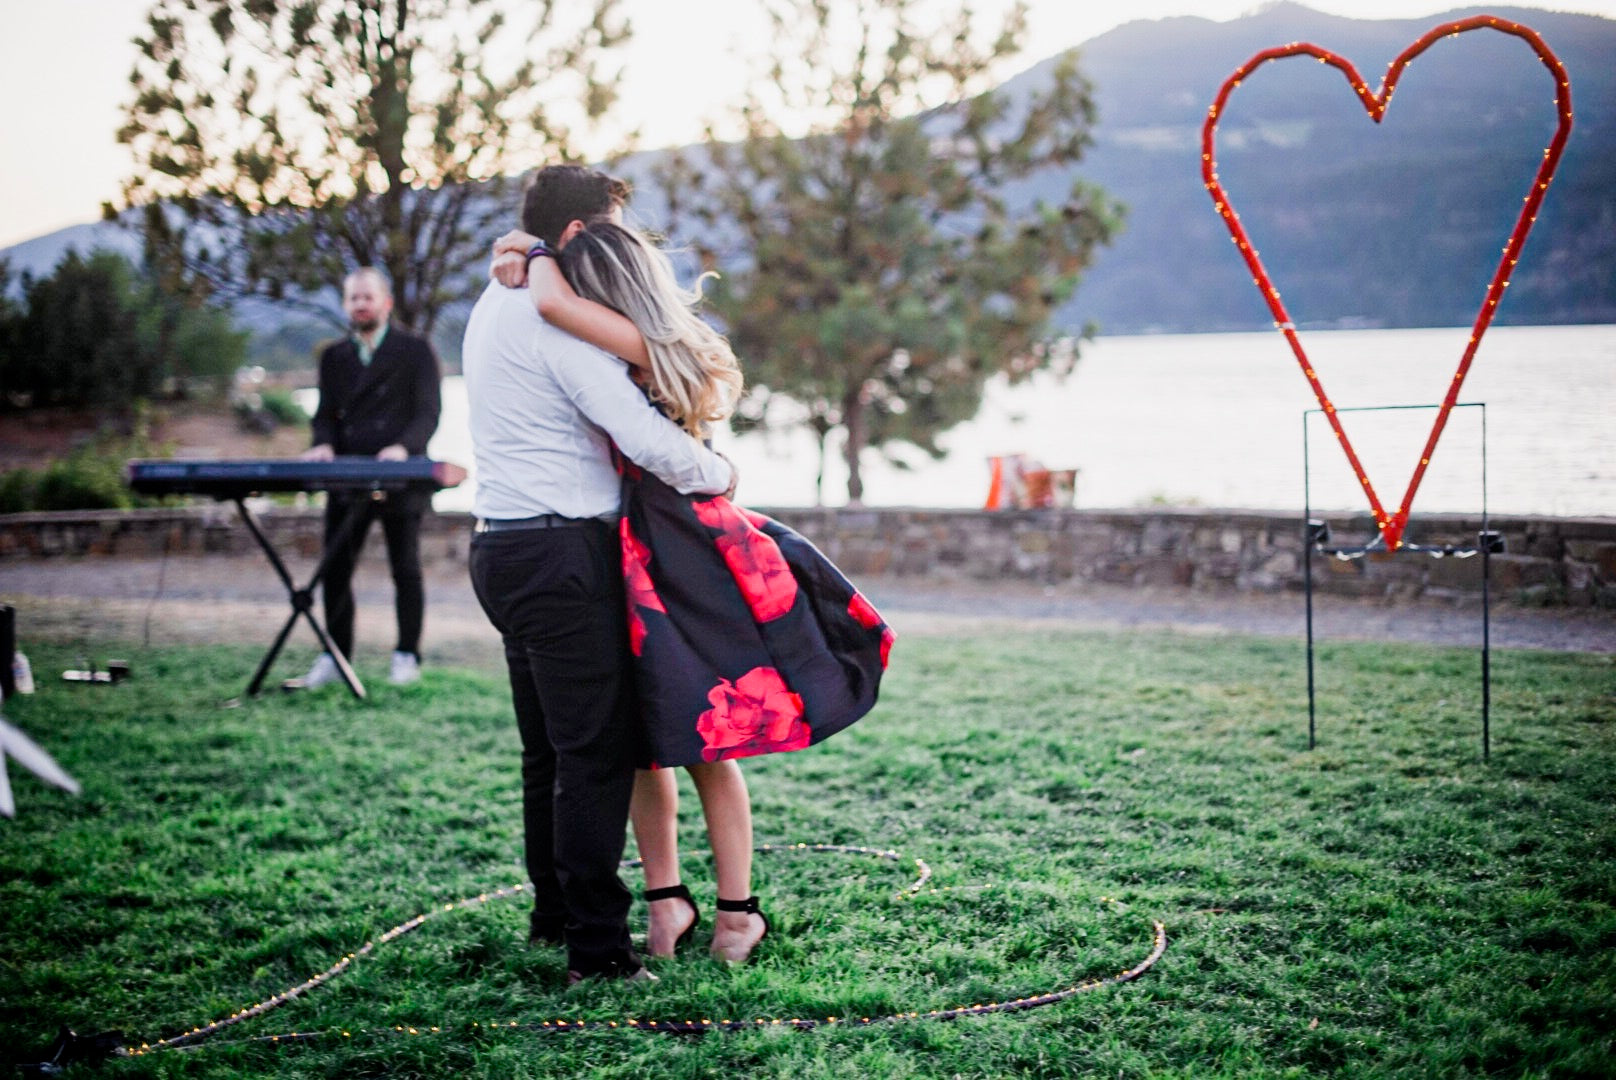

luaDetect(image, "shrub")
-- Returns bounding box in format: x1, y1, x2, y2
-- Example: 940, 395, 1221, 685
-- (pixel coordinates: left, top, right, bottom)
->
0, 468, 40, 514
30, 453, 133, 511
259, 387, 310, 427
0, 423, 165, 512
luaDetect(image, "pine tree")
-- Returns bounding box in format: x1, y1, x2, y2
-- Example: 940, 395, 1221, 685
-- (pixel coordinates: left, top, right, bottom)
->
661, 0, 1121, 503
2, 252, 246, 411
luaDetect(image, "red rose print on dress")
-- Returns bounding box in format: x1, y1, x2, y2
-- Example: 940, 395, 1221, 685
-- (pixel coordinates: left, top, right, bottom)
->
692, 498, 798, 622
696, 666, 810, 762
847, 592, 896, 669
620, 518, 665, 657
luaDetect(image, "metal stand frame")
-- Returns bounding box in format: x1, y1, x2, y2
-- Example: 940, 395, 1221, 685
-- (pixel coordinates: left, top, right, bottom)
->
232, 493, 377, 700
1302, 402, 1499, 759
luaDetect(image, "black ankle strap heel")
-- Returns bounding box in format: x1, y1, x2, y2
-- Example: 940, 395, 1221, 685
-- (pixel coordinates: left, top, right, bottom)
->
643, 883, 700, 953
714, 895, 771, 963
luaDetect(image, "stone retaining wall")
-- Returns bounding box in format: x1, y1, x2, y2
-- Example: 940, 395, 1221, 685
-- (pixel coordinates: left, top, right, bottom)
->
3, 506, 1613, 608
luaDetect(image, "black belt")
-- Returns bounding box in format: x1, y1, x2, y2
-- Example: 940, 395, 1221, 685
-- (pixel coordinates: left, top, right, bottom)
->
474, 514, 593, 533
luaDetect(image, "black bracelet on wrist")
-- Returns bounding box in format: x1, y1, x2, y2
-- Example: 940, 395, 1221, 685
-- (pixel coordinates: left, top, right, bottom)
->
525, 241, 555, 261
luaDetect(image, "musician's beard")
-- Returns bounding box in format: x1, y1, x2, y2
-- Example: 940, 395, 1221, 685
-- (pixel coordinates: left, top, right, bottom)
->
350, 316, 382, 335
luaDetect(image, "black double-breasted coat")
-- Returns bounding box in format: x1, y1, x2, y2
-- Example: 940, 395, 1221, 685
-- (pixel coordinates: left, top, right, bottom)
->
309, 325, 441, 456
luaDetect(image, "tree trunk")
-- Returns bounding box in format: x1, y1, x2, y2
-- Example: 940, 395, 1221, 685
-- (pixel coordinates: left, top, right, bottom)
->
841, 388, 866, 506
809, 415, 832, 507
374, 4, 413, 328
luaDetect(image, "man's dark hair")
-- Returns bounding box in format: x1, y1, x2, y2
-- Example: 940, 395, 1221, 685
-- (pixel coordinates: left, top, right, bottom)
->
521, 165, 632, 245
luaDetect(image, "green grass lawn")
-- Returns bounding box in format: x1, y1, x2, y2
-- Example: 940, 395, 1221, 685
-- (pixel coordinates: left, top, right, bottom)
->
1, 631, 1612, 1078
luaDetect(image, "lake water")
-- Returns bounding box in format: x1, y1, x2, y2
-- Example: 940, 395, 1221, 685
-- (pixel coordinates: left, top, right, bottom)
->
417, 324, 1612, 518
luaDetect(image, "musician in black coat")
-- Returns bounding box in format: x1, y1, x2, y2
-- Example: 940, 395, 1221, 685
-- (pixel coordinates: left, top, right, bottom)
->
300, 267, 442, 687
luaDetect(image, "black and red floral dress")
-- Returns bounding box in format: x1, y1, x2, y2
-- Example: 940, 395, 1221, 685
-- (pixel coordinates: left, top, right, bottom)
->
617, 462, 894, 769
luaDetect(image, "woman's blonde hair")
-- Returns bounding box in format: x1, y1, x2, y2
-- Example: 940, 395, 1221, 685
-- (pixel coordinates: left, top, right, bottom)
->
560, 223, 743, 436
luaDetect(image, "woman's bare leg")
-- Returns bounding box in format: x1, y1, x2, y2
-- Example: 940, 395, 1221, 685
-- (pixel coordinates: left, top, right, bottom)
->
630, 768, 696, 957
686, 760, 769, 962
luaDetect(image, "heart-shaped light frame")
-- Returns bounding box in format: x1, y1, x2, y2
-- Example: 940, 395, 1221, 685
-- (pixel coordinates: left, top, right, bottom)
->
1201, 15, 1573, 550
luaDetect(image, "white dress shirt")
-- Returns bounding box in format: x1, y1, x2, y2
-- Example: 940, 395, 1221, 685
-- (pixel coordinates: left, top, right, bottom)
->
462, 282, 732, 520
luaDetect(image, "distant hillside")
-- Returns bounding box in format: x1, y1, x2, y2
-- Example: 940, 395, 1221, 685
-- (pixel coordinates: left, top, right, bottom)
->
1055, 3, 1616, 332
5, 3, 1612, 343
2, 221, 141, 282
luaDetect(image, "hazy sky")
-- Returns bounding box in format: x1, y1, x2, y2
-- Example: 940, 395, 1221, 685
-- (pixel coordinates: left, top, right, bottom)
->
2, 0, 1611, 248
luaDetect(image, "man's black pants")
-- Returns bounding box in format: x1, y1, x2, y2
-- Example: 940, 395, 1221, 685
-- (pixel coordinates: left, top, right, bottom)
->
322, 489, 426, 659
468, 519, 641, 977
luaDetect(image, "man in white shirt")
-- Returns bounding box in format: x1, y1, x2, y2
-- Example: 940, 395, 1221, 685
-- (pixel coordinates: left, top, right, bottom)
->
463, 165, 734, 984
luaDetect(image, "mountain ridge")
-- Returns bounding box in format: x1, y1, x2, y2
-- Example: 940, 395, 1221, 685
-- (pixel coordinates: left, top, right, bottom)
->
4, 4, 1611, 345
1057, 3, 1615, 331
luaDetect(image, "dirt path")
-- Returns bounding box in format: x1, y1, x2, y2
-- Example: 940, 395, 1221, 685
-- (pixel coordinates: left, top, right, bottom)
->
5, 554, 1613, 669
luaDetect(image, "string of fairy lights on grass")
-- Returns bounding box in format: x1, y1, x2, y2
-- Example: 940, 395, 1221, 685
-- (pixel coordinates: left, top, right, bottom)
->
120, 842, 1166, 1058
144, 920, 1167, 1049
124, 881, 536, 1055
1200, 15, 1572, 553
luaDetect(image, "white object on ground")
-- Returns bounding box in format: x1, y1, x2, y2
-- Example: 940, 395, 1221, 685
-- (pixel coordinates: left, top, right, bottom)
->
0, 716, 81, 818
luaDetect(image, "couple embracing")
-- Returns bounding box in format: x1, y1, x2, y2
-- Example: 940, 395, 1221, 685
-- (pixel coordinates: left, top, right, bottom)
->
463, 165, 894, 983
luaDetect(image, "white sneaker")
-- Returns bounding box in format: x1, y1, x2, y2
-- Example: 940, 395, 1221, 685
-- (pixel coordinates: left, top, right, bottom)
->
301, 652, 342, 689
389, 651, 421, 686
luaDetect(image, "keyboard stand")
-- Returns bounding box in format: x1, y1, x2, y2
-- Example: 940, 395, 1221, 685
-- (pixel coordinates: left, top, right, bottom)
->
234, 494, 374, 700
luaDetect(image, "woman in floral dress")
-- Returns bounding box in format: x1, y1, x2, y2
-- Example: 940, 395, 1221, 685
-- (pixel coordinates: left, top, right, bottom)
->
492, 223, 893, 963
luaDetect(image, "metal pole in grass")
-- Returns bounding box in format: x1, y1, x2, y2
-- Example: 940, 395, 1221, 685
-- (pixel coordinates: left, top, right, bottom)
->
1, 603, 16, 699
1301, 402, 1494, 759
1388, 402, 1493, 762
1480, 402, 1494, 762
1302, 411, 1318, 750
